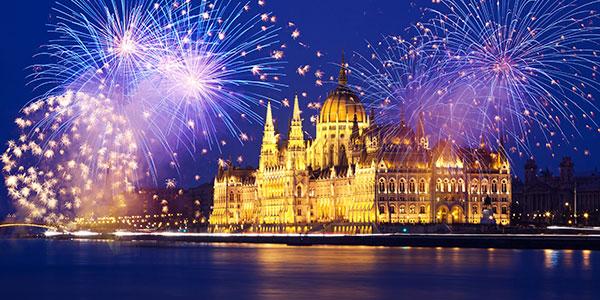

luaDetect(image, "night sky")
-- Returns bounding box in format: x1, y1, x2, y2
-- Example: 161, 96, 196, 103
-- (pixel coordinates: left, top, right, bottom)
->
1, 0, 599, 217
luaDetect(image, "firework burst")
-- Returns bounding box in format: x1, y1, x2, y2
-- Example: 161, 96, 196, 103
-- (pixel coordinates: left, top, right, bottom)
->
3, 91, 141, 224
427, 0, 600, 154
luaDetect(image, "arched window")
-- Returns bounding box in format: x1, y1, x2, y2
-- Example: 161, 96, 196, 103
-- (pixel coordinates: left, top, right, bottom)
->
501, 180, 507, 193
491, 180, 498, 193
409, 205, 416, 214
229, 191, 234, 200
297, 185, 302, 197
399, 205, 406, 214
399, 179, 406, 193
436, 179, 442, 192
409, 179, 416, 193
450, 180, 456, 193
419, 206, 426, 214
481, 180, 488, 194
471, 180, 479, 194
444, 179, 450, 192
389, 204, 396, 214
458, 179, 465, 193
389, 179, 396, 193
419, 179, 426, 193
472, 205, 478, 214
378, 178, 386, 193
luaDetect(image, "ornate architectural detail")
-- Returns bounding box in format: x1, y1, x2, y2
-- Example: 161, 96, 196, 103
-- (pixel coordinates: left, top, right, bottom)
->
210, 56, 512, 233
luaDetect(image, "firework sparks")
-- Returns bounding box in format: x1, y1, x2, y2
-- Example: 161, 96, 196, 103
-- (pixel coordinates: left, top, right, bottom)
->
426, 0, 600, 152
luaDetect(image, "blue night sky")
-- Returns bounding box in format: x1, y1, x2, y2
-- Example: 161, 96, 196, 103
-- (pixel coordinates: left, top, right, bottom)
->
1, 0, 599, 216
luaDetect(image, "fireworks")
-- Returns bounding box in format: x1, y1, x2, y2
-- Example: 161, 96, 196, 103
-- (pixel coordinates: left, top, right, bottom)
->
3, 92, 140, 224
5, 0, 285, 224
426, 0, 600, 153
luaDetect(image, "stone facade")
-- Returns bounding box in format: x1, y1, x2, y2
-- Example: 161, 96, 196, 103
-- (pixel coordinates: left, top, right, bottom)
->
210, 61, 512, 233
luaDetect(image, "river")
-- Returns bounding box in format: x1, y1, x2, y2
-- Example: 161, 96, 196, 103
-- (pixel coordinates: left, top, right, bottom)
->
0, 239, 598, 299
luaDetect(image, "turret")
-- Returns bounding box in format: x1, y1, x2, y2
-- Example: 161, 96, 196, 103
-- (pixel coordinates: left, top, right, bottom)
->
285, 95, 306, 170
525, 159, 537, 184
559, 157, 574, 184
416, 111, 429, 149
259, 102, 279, 170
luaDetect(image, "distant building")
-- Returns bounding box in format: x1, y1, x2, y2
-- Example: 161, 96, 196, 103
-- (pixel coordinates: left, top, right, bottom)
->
210, 57, 512, 233
75, 183, 213, 231
512, 157, 600, 225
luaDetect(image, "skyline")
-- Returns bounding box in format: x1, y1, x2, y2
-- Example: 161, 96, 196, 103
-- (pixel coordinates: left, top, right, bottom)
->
1, 0, 600, 218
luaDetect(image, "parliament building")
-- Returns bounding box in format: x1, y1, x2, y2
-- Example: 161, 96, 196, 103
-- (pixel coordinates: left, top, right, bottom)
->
210, 60, 512, 233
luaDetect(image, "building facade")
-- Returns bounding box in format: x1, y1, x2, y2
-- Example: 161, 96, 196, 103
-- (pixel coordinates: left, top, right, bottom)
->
512, 157, 600, 225
210, 61, 512, 233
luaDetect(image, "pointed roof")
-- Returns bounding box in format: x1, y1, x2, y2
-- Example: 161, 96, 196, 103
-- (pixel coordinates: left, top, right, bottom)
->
338, 52, 348, 86
265, 101, 274, 130
416, 111, 426, 138
292, 95, 301, 121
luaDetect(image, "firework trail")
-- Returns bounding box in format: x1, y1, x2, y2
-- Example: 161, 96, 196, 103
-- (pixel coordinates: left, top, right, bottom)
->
4, 0, 285, 224
426, 0, 600, 155
139, 0, 285, 150
3, 92, 140, 224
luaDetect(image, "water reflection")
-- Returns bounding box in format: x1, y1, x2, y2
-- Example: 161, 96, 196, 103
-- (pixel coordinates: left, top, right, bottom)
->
0, 240, 599, 300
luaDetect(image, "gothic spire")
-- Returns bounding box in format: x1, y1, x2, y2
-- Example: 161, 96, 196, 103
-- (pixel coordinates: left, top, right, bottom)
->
338, 52, 348, 86
288, 95, 305, 147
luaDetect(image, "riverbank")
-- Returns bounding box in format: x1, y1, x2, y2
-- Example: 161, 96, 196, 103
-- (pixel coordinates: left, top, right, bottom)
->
38, 231, 600, 250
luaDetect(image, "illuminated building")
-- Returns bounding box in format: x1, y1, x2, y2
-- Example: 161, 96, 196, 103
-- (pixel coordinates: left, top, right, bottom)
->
210, 58, 512, 233
512, 157, 600, 225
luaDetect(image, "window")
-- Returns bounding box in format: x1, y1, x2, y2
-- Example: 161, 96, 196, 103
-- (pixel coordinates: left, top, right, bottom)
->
471, 181, 479, 193
501, 180, 507, 193
409, 205, 416, 214
458, 179, 465, 192
419, 206, 426, 214
297, 186, 302, 197
450, 180, 456, 193
409, 179, 416, 193
379, 204, 386, 214
390, 205, 396, 214
436, 180, 442, 192
419, 179, 426, 193
379, 179, 386, 193
297, 209, 302, 216
501, 206, 508, 214
481, 181, 488, 194
472, 205, 478, 214
491, 180, 498, 193
492, 207, 498, 214
400, 179, 406, 193
389, 180, 396, 193
399, 205, 406, 214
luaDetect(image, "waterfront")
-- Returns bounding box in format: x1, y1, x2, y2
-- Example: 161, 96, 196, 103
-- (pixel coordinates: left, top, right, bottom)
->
0, 239, 598, 299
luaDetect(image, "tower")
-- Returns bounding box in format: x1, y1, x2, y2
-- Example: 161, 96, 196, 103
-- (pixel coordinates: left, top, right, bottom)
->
259, 102, 279, 170
416, 111, 429, 149
525, 159, 537, 184
286, 95, 306, 170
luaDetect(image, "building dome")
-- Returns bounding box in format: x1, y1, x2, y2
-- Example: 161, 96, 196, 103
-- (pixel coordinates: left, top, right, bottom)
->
319, 56, 367, 123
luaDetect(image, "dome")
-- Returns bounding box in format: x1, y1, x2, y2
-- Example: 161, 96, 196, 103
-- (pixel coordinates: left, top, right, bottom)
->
319, 56, 367, 123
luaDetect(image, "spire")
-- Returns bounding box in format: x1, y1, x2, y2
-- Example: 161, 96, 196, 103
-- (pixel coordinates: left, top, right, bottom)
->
265, 101, 274, 131
260, 102, 278, 170
416, 111, 429, 149
416, 111, 426, 138
288, 95, 305, 148
292, 94, 301, 121
338, 52, 348, 86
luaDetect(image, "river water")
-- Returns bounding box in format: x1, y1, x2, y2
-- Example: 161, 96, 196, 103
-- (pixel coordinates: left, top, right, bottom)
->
0, 239, 598, 299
